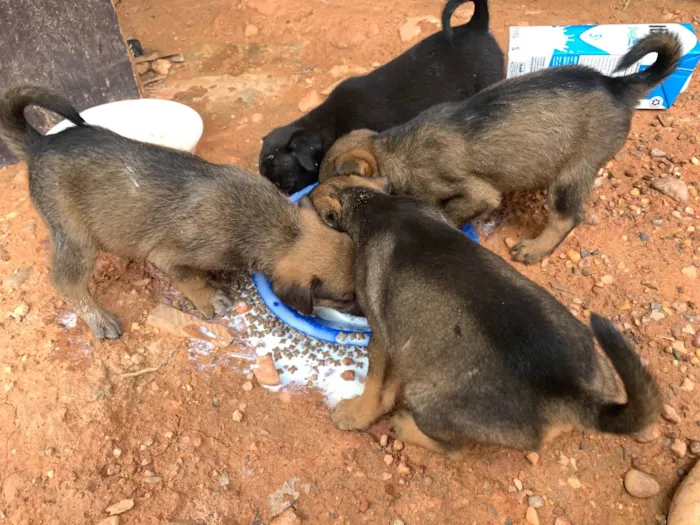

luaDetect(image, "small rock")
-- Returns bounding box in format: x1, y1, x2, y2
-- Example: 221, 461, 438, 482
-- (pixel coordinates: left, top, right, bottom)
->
393, 440, 404, 451
514, 478, 523, 491
566, 477, 581, 489
639, 232, 649, 242
245, 24, 259, 37
242, 381, 254, 392
232, 410, 244, 422
9, 302, 29, 321
680, 378, 695, 392
97, 517, 120, 525
690, 441, 700, 455
341, 370, 355, 381
671, 439, 687, 458
624, 469, 660, 498
135, 62, 150, 75
651, 218, 665, 227
397, 462, 410, 475
251, 113, 263, 124
168, 54, 185, 63
554, 519, 572, 525
526, 452, 539, 466
601, 275, 614, 285
651, 178, 689, 204
693, 331, 700, 349
254, 354, 280, 386
632, 425, 660, 444
384, 454, 394, 466
526, 507, 540, 525
691, 156, 699, 166
106, 464, 121, 476
151, 59, 172, 76
269, 508, 300, 525
566, 250, 581, 263
112, 447, 122, 458
298, 91, 322, 113
379, 434, 388, 447
3, 267, 32, 290
234, 300, 250, 314
105, 499, 134, 516
681, 267, 698, 280
504, 237, 518, 249
650, 148, 668, 158
662, 404, 681, 424
390, 519, 406, 525
528, 495, 545, 509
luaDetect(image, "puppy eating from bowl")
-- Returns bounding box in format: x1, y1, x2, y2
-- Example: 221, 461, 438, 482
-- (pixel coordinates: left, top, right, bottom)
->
319, 32, 682, 264
321, 186, 662, 455
0, 86, 358, 339
259, 0, 504, 194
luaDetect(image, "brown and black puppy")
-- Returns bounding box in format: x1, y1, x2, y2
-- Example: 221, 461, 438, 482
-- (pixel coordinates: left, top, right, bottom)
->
259, 0, 504, 194
307, 175, 392, 228
319, 32, 682, 264
0, 86, 356, 339
323, 186, 661, 455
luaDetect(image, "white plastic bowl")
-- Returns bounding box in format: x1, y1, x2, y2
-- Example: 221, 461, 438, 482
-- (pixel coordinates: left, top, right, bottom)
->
46, 98, 203, 153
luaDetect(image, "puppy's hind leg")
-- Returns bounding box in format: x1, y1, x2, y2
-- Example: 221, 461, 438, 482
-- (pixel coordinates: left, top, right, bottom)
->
50, 231, 121, 339
332, 336, 389, 431
512, 163, 592, 264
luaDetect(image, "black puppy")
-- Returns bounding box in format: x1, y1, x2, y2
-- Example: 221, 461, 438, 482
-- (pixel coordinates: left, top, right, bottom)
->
259, 0, 504, 194
324, 188, 661, 454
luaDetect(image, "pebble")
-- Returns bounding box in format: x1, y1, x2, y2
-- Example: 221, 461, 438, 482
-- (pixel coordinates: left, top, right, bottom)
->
269, 508, 301, 525
600, 275, 614, 285
245, 24, 259, 37
151, 59, 172, 76
9, 303, 29, 321
651, 178, 689, 204
680, 378, 695, 392
232, 410, 244, 422
105, 499, 134, 516
624, 469, 661, 498
693, 332, 700, 349
254, 354, 280, 386
662, 404, 681, 424
514, 478, 523, 491
504, 237, 518, 250
566, 250, 581, 263
566, 477, 581, 489
298, 91, 322, 113
690, 441, 700, 455
639, 232, 649, 242
526, 507, 540, 525
528, 495, 545, 509
691, 156, 699, 166
681, 267, 698, 280
384, 454, 394, 466
651, 218, 665, 227
650, 148, 668, 158
554, 519, 572, 525
526, 452, 539, 466
390, 519, 406, 525
251, 113, 263, 124
96, 517, 120, 525
242, 381, 254, 392
379, 434, 388, 447
234, 300, 250, 314
341, 370, 355, 381
671, 439, 687, 458
633, 425, 660, 444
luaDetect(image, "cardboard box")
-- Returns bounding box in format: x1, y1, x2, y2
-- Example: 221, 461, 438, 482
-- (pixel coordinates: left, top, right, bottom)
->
507, 23, 700, 109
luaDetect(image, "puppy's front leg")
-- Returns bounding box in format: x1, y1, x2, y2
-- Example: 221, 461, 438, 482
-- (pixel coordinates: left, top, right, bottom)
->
440, 179, 501, 227
331, 336, 389, 431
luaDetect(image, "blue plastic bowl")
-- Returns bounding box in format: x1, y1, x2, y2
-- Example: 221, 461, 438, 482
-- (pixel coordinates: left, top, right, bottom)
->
252, 183, 480, 346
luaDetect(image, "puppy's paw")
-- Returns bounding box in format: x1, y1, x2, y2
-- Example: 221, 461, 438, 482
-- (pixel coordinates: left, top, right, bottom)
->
331, 397, 375, 431
86, 309, 122, 340
212, 290, 233, 317
511, 240, 547, 265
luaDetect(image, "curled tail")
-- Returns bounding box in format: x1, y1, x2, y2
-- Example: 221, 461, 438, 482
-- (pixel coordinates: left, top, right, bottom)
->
612, 32, 682, 100
442, 0, 489, 41
587, 313, 662, 435
0, 86, 86, 160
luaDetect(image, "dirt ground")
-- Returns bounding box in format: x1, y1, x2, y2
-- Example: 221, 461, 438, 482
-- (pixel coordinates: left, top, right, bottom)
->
2, 0, 700, 524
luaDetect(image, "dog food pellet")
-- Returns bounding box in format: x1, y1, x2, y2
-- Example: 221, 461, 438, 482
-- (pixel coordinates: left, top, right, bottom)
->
340, 370, 355, 381
234, 301, 250, 314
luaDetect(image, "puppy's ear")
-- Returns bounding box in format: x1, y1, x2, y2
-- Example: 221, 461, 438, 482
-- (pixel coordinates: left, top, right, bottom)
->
321, 208, 341, 230
290, 132, 323, 172
335, 149, 378, 178
273, 281, 313, 316
298, 195, 315, 210
362, 176, 392, 193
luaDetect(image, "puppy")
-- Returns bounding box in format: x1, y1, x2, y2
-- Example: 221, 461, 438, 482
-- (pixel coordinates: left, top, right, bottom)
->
307, 175, 392, 228
323, 187, 662, 454
259, 0, 504, 194
320, 32, 683, 264
0, 86, 357, 339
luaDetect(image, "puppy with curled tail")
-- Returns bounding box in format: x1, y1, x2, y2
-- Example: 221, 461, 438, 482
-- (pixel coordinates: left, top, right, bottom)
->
324, 186, 661, 455
259, 0, 504, 194
320, 32, 683, 264
0, 86, 358, 339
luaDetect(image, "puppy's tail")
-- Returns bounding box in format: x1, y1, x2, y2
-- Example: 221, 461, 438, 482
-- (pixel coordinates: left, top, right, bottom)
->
442, 0, 489, 40
611, 32, 682, 101
585, 314, 662, 435
0, 86, 86, 160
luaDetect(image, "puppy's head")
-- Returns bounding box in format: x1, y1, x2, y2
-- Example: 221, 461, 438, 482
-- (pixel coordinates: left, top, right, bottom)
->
319, 129, 379, 182
306, 175, 392, 230
259, 125, 325, 194
272, 207, 361, 316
